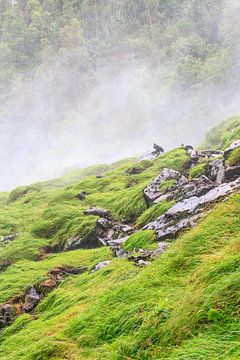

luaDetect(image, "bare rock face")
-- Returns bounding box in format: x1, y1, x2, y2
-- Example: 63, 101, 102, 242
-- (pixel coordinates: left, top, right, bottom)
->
173, 176, 214, 201
64, 234, 106, 251
206, 159, 225, 184
144, 181, 233, 242
224, 140, 240, 159
225, 166, 240, 182
144, 168, 187, 204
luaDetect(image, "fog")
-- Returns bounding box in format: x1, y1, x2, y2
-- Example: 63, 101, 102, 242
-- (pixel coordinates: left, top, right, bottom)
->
1, 0, 240, 191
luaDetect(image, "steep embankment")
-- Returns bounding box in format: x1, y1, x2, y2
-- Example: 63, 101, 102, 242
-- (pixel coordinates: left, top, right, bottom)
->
0, 117, 239, 359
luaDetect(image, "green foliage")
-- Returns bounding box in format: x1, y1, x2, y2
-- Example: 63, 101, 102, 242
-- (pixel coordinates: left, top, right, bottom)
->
189, 162, 206, 180
122, 230, 156, 252
201, 116, 240, 150
8, 184, 40, 203
0, 140, 239, 359
226, 147, 240, 166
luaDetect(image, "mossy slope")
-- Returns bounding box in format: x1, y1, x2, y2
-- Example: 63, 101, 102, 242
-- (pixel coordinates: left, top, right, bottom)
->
0, 118, 239, 359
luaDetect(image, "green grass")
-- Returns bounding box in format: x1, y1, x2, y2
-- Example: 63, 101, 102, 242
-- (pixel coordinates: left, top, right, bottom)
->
201, 116, 240, 150
122, 230, 156, 252
136, 200, 175, 228
0, 120, 239, 359
226, 146, 240, 166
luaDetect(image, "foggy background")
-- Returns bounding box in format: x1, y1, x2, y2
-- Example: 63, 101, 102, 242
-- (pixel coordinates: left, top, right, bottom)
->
0, 0, 240, 191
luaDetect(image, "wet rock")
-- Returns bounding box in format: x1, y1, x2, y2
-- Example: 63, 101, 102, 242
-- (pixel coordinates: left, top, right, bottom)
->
90, 261, 111, 273
144, 168, 185, 204
173, 176, 214, 201
225, 166, 240, 182
64, 233, 106, 251
166, 197, 199, 219
84, 207, 111, 219
0, 304, 16, 328
224, 140, 240, 159
206, 159, 225, 184
22, 286, 41, 312
198, 183, 233, 206
76, 191, 88, 201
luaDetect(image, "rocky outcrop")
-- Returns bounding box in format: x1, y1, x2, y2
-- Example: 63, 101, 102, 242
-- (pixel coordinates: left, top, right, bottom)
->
64, 215, 134, 252
205, 159, 225, 184
144, 182, 235, 241
144, 168, 187, 204
0, 265, 88, 330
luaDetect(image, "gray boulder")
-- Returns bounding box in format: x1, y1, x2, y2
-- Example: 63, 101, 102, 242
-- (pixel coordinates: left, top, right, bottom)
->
22, 286, 41, 312
205, 159, 225, 185
144, 168, 186, 204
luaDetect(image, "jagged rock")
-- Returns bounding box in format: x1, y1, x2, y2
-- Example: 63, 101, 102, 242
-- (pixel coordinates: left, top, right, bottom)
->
84, 207, 111, 219
198, 183, 233, 206
225, 166, 240, 182
206, 159, 225, 184
90, 261, 111, 273
144, 180, 233, 242
22, 286, 41, 312
97, 218, 112, 231
64, 234, 106, 251
76, 191, 88, 201
173, 176, 214, 201
0, 304, 16, 328
166, 197, 199, 218
144, 168, 186, 204
224, 140, 240, 159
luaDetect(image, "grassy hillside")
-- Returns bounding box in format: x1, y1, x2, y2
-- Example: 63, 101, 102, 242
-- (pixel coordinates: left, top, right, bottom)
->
0, 118, 239, 359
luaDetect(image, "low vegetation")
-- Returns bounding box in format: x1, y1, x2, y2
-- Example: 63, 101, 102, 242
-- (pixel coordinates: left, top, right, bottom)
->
0, 118, 239, 359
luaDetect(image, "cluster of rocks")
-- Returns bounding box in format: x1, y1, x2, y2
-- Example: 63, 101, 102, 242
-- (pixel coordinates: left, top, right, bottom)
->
0, 265, 88, 330
143, 140, 240, 242
64, 210, 135, 252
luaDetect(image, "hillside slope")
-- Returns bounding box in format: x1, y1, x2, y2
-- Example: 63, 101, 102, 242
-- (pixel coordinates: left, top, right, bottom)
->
0, 117, 239, 359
